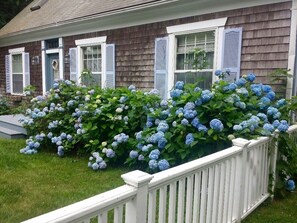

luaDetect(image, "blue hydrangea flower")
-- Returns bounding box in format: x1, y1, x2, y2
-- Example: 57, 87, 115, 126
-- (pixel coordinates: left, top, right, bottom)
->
235, 78, 247, 86
175, 81, 184, 90
157, 121, 169, 132
149, 160, 158, 169
195, 98, 203, 106
170, 89, 183, 98
201, 90, 213, 103
286, 179, 295, 191
160, 100, 168, 107
210, 119, 224, 132
138, 155, 145, 161
266, 91, 275, 100
257, 113, 268, 122
99, 161, 107, 169
191, 117, 200, 128
184, 102, 195, 110
197, 124, 208, 132
262, 85, 272, 93
236, 88, 249, 97
185, 133, 194, 145
106, 149, 116, 158
227, 83, 237, 91
181, 118, 189, 126
263, 123, 274, 132
149, 132, 165, 144
233, 125, 243, 131
235, 102, 246, 109
278, 120, 289, 132
149, 149, 160, 160
259, 97, 271, 109
158, 159, 170, 171
92, 163, 99, 170
184, 109, 197, 119
272, 120, 280, 128
215, 70, 222, 77
129, 150, 139, 159
276, 99, 286, 108
246, 73, 256, 82
194, 87, 201, 92
158, 137, 167, 149
251, 84, 262, 96
142, 144, 153, 152
135, 131, 142, 141
267, 107, 279, 116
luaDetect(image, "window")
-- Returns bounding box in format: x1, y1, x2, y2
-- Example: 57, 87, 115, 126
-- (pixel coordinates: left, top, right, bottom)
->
175, 31, 215, 89
155, 18, 242, 99
72, 37, 115, 88
12, 54, 23, 94
81, 45, 102, 85
5, 47, 30, 95
166, 18, 228, 92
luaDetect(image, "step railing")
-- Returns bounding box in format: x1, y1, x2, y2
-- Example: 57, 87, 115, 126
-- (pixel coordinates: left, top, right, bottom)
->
22, 124, 297, 223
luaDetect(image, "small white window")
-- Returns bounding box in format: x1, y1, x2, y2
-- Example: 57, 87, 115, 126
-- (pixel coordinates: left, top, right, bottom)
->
75, 37, 106, 87
6, 47, 30, 95
167, 18, 227, 91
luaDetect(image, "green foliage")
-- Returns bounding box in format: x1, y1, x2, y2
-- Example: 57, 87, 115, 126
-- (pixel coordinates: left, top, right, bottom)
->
0, 95, 11, 115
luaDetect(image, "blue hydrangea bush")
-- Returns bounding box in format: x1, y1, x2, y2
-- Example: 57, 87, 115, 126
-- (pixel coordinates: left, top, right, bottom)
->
19, 80, 160, 170
126, 72, 290, 172
19, 72, 290, 173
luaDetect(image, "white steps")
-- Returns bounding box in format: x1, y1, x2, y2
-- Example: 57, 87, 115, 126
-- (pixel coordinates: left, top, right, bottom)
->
0, 114, 27, 139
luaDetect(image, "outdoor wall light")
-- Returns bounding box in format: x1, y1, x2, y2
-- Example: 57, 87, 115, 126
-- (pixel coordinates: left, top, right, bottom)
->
31, 56, 39, 65
64, 53, 70, 64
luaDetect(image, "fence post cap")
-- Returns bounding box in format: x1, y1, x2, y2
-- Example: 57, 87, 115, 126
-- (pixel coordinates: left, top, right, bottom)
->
232, 138, 250, 147
121, 170, 153, 187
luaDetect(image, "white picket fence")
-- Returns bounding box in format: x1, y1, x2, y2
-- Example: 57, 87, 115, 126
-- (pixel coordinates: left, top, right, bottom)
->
22, 124, 297, 223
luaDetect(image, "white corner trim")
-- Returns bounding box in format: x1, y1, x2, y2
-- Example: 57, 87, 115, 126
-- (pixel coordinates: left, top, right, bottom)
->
9, 47, 25, 54
75, 36, 107, 46
166, 17, 227, 34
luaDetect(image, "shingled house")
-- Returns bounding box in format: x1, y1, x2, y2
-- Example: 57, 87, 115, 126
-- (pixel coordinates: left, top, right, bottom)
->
0, 0, 296, 99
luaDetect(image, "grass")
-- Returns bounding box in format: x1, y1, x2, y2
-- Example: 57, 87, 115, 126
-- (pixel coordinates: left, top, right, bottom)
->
243, 192, 297, 223
0, 139, 129, 223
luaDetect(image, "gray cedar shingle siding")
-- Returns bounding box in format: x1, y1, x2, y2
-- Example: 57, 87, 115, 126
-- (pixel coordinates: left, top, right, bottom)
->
0, 1, 292, 95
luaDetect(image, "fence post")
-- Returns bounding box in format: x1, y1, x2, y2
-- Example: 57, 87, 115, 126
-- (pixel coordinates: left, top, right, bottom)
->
232, 138, 250, 223
121, 170, 153, 223
270, 132, 279, 200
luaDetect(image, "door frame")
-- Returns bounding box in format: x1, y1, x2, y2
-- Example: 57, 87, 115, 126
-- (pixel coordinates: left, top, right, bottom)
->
41, 38, 64, 94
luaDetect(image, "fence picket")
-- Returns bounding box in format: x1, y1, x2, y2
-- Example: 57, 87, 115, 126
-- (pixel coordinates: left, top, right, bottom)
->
168, 182, 177, 223
192, 172, 202, 223
158, 186, 167, 223
177, 178, 185, 223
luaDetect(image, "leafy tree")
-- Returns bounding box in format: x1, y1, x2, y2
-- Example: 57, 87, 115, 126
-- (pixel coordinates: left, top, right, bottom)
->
0, 0, 33, 28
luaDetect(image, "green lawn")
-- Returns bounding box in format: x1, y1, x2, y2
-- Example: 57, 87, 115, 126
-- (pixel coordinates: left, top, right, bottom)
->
243, 192, 297, 223
0, 139, 129, 223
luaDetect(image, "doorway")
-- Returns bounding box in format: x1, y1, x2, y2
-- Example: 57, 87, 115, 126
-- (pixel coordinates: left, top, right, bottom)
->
46, 53, 59, 91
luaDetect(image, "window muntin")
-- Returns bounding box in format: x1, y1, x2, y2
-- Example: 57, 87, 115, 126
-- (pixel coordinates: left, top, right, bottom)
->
175, 30, 215, 88
11, 54, 23, 94
82, 45, 102, 86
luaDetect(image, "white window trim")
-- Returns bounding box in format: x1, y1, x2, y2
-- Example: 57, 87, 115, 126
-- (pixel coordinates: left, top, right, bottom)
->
75, 36, 107, 88
9, 47, 26, 95
167, 18, 227, 93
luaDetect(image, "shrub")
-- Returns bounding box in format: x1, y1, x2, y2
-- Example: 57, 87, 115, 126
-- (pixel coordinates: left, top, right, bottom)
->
19, 72, 290, 173
126, 72, 289, 172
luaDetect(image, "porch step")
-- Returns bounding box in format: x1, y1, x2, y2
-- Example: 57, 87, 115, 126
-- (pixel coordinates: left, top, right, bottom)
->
0, 114, 27, 139
0, 126, 26, 139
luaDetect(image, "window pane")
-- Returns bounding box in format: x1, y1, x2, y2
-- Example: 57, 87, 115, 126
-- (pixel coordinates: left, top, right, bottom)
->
174, 72, 212, 89
13, 74, 23, 94
12, 54, 22, 73
82, 46, 102, 74
176, 31, 215, 71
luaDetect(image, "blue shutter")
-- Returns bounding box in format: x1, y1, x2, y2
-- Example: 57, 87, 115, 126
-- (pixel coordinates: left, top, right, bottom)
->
221, 28, 242, 82
105, 44, 115, 88
5, 55, 11, 93
69, 48, 78, 82
24, 53, 30, 87
154, 37, 168, 99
